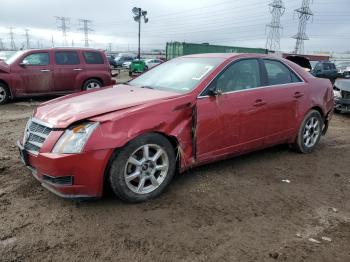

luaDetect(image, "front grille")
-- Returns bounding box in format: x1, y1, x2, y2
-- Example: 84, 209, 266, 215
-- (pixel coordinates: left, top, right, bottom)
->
23, 118, 53, 155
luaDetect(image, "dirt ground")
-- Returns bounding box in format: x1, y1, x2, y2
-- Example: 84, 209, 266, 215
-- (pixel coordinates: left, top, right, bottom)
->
0, 98, 350, 262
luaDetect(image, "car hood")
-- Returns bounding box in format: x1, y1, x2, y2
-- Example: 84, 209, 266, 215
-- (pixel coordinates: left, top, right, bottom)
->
335, 79, 350, 92
0, 62, 10, 73
34, 85, 181, 128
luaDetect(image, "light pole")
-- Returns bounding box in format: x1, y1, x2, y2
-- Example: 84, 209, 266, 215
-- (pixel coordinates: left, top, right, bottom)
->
132, 7, 149, 59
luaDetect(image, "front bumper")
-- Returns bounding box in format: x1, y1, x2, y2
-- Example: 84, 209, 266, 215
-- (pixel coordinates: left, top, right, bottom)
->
18, 141, 113, 199
335, 98, 350, 112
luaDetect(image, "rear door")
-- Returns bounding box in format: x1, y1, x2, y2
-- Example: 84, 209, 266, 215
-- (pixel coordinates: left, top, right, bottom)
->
15, 51, 53, 94
196, 58, 269, 161
53, 50, 85, 92
262, 59, 307, 145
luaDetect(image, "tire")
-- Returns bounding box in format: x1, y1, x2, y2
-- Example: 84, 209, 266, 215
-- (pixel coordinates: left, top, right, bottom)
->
0, 83, 10, 105
82, 79, 103, 91
334, 108, 341, 114
129, 71, 133, 77
292, 110, 324, 153
109, 133, 176, 203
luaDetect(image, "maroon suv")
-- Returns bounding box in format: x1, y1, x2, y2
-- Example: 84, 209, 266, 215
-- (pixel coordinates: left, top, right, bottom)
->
0, 48, 116, 104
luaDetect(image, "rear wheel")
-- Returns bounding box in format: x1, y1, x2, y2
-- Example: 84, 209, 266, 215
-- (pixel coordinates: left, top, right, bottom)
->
82, 79, 102, 91
292, 110, 324, 153
109, 133, 176, 203
0, 83, 10, 105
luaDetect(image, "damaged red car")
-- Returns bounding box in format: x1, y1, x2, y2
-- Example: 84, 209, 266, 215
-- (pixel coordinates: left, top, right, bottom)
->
18, 53, 334, 202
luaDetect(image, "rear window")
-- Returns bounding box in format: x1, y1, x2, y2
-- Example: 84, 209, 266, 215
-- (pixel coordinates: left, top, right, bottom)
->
55, 51, 80, 65
83, 52, 104, 64
323, 63, 331, 70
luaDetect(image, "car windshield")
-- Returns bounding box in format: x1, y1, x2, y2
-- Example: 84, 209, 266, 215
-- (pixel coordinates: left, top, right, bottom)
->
4, 50, 26, 64
128, 57, 224, 93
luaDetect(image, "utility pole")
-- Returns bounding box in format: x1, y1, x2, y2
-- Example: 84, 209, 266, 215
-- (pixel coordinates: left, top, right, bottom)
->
71, 39, 75, 47
79, 19, 93, 47
56, 16, 70, 46
51, 35, 55, 47
0, 38, 4, 50
265, 0, 285, 52
292, 0, 313, 54
24, 29, 30, 49
132, 7, 149, 59
8, 27, 16, 50
108, 43, 112, 52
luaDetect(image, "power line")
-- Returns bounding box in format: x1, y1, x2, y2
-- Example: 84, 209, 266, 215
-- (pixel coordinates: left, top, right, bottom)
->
79, 19, 93, 47
56, 16, 70, 46
292, 0, 313, 54
266, 0, 285, 52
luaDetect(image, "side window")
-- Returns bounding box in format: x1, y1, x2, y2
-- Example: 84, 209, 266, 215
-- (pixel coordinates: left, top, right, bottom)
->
323, 63, 330, 70
22, 53, 49, 66
264, 60, 302, 85
55, 51, 80, 65
83, 52, 104, 64
216, 59, 261, 93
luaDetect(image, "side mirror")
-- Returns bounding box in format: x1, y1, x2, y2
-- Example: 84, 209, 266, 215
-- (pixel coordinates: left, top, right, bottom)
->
207, 88, 222, 97
19, 61, 29, 67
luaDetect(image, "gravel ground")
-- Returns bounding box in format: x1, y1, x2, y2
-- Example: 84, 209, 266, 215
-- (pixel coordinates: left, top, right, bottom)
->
0, 98, 350, 262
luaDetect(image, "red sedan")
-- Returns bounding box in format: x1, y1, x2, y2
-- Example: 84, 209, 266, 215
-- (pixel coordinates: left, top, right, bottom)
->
18, 53, 334, 202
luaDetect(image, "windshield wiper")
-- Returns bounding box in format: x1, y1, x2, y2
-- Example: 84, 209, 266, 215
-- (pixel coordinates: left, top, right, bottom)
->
141, 86, 154, 89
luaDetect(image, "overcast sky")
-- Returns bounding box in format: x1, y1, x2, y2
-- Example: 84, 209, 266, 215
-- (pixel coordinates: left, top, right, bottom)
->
0, 0, 349, 53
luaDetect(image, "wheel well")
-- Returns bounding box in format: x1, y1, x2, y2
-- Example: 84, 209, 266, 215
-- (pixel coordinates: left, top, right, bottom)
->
311, 106, 325, 119
83, 77, 104, 87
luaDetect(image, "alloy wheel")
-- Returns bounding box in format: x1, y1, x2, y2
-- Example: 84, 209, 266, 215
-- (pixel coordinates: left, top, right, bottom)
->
303, 116, 321, 148
124, 144, 169, 194
86, 82, 101, 90
0, 86, 6, 103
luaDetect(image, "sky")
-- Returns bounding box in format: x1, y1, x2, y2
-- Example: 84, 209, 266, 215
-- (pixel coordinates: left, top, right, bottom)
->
0, 0, 349, 53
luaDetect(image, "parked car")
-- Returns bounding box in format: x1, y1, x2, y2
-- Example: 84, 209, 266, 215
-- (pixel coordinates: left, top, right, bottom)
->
106, 54, 118, 69
145, 58, 163, 69
122, 61, 132, 69
333, 78, 350, 113
336, 62, 350, 78
311, 61, 338, 82
129, 59, 147, 76
0, 48, 116, 104
18, 53, 334, 202
114, 53, 136, 67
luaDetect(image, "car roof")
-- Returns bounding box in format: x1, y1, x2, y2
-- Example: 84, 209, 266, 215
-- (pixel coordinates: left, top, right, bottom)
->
20, 47, 103, 53
182, 53, 274, 60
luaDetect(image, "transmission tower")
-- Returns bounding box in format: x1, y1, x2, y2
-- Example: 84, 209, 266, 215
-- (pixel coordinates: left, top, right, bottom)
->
24, 29, 30, 49
79, 19, 93, 47
292, 0, 313, 54
56, 16, 70, 46
8, 27, 16, 50
51, 35, 55, 47
265, 0, 285, 52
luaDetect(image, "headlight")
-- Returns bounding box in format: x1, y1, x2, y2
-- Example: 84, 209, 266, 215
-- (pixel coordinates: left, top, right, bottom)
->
333, 89, 342, 98
52, 122, 99, 154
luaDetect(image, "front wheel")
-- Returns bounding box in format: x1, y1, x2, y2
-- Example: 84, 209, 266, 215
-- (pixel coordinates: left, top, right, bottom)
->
292, 110, 324, 153
109, 133, 176, 203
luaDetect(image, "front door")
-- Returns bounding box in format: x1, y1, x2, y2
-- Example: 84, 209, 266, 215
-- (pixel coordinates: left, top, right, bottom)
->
16, 52, 53, 94
196, 58, 268, 162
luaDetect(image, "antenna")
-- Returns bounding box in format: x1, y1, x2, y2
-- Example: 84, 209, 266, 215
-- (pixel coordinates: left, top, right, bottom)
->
265, 0, 285, 52
56, 16, 70, 46
292, 0, 313, 54
79, 19, 93, 47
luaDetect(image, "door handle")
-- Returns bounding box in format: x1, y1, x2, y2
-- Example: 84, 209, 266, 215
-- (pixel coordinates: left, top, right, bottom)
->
73, 68, 83, 71
253, 99, 266, 107
294, 92, 304, 98
40, 69, 50, 72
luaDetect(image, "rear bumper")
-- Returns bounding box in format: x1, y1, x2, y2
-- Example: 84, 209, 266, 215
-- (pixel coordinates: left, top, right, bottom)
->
18, 141, 113, 199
